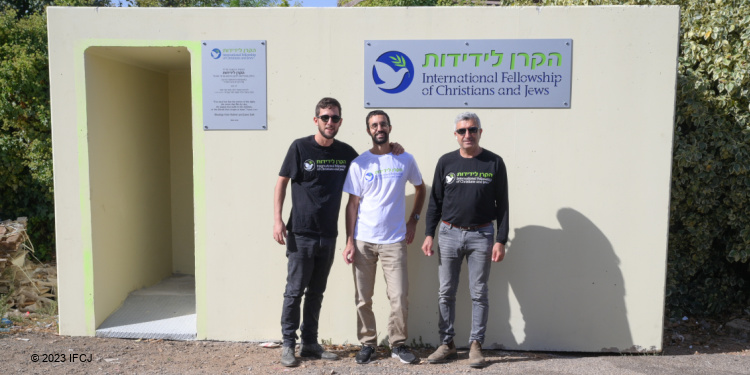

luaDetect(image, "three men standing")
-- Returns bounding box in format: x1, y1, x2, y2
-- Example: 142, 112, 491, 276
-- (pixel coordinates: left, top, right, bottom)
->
342, 110, 426, 365
274, 103, 507, 369
421, 112, 509, 368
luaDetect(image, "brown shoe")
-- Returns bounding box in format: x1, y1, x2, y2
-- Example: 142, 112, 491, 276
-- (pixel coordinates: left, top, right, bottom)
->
427, 340, 457, 363
469, 340, 486, 368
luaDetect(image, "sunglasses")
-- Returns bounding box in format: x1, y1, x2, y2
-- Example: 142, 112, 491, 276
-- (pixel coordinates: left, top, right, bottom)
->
318, 115, 342, 123
455, 127, 479, 135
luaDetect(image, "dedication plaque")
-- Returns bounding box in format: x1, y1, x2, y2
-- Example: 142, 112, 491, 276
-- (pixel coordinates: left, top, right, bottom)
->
202, 40, 267, 130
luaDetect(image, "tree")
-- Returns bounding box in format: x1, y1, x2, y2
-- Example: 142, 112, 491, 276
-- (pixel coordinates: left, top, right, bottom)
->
664, 0, 749, 316
350, 0, 480, 6
0, 7, 54, 259
127, 0, 296, 7
0, 0, 53, 18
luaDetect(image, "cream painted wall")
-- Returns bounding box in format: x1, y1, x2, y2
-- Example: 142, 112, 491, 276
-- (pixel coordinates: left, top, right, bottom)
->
84, 50, 175, 327
49, 6, 678, 352
169, 70, 195, 275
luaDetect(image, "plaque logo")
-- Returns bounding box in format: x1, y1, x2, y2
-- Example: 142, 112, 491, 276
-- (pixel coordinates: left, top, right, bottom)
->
372, 51, 414, 94
211, 48, 222, 59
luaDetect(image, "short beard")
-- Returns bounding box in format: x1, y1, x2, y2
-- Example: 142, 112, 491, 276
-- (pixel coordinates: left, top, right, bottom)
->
319, 127, 337, 140
371, 132, 389, 145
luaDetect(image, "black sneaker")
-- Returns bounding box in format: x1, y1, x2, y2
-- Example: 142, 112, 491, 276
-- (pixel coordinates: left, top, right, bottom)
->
355, 345, 376, 364
280, 346, 299, 367
391, 345, 418, 364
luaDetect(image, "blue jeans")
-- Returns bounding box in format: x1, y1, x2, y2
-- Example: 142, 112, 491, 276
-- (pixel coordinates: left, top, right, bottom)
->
437, 222, 494, 346
280, 233, 336, 347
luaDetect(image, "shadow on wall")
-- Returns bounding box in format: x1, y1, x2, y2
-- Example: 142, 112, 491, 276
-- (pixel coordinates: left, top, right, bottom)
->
490, 208, 632, 351
402, 199, 632, 351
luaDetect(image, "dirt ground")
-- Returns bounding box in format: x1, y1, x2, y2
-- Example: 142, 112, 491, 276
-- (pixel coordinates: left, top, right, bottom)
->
1, 311, 749, 374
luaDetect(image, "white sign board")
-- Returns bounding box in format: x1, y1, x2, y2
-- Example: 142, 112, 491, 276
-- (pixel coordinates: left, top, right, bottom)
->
364, 39, 572, 108
202, 40, 267, 130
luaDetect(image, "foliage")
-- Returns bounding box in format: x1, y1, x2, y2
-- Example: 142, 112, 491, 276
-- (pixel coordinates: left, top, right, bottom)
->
0, 292, 11, 318
352, 0, 481, 6
0, 7, 54, 260
37, 299, 57, 315
52, 0, 110, 7
126, 0, 296, 6
0, 0, 108, 16
0, 0, 52, 18
665, 0, 750, 317
128, 0, 222, 6
225, 0, 300, 7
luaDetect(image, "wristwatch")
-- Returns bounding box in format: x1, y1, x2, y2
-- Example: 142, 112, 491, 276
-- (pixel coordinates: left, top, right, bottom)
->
412, 213, 420, 221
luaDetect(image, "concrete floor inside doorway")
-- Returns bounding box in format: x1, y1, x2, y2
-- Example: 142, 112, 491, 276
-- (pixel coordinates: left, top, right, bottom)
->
95, 274, 196, 340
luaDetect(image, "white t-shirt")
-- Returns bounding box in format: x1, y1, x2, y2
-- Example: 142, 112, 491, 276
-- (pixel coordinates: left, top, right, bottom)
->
343, 150, 423, 244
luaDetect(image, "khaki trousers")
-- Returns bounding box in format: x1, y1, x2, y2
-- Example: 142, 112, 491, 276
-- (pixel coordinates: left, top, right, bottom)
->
353, 239, 409, 347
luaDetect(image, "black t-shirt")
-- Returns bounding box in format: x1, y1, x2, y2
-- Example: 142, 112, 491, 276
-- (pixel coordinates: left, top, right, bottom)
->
425, 149, 509, 244
279, 135, 359, 238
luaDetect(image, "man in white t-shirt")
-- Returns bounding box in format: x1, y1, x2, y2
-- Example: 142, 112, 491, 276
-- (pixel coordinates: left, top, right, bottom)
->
342, 110, 426, 365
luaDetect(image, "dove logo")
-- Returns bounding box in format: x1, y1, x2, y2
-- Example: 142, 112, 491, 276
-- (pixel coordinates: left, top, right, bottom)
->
372, 51, 414, 94
445, 173, 456, 185
365, 172, 374, 182
211, 48, 222, 59
304, 159, 315, 171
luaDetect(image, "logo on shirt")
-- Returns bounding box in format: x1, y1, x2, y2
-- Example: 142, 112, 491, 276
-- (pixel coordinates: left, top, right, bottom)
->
445, 172, 456, 184
316, 159, 349, 172
366, 167, 404, 181
448, 171, 494, 184
304, 159, 315, 171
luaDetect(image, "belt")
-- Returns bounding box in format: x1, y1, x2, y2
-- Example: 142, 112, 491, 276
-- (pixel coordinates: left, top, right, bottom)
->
442, 221, 492, 231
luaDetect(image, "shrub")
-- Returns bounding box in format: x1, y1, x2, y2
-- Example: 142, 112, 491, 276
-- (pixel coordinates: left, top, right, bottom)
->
0, 8, 54, 260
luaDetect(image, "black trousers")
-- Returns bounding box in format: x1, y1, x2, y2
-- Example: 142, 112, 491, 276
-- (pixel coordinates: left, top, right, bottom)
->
280, 233, 336, 347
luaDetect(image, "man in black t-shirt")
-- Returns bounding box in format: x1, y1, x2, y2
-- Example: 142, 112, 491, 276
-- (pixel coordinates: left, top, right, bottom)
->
273, 98, 358, 367
421, 112, 509, 369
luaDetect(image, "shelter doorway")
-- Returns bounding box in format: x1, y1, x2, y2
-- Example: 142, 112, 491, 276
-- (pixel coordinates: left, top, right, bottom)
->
84, 46, 196, 339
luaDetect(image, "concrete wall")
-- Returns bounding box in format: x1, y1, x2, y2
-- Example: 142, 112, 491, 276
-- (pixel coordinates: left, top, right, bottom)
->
168, 69, 195, 275
48, 6, 679, 352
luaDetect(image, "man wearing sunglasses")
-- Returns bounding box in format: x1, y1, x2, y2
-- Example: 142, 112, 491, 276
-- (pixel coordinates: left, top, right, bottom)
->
421, 112, 509, 369
273, 97, 357, 367
341, 110, 426, 365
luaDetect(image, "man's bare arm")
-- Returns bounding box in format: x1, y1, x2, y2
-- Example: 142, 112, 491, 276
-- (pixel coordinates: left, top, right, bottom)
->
405, 183, 427, 245
343, 194, 361, 265
273, 176, 290, 245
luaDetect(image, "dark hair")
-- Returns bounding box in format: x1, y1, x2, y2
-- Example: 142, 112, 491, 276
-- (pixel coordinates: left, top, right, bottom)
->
365, 110, 391, 130
315, 97, 342, 117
